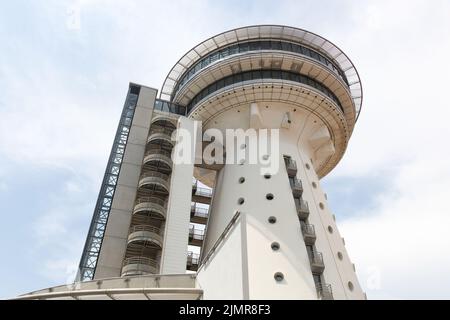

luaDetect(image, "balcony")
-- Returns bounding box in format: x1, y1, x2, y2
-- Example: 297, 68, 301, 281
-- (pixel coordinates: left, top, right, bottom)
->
138, 171, 170, 193
186, 251, 200, 271
121, 257, 158, 277
308, 250, 325, 274
190, 204, 209, 224
133, 197, 167, 220
295, 198, 310, 220
143, 148, 173, 170
151, 113, 178, 128
192, 183, 213, 204
317, 283, 334, 300
300, 222, 316, 245
290, 177, 303, 197
188, 225, 205, 246
147, 127, 174, 149
127, 225, 164, 249
285, 158, 297, 177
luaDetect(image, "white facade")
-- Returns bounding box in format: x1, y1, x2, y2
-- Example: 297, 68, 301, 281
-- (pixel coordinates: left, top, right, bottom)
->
18, 25, 366, 300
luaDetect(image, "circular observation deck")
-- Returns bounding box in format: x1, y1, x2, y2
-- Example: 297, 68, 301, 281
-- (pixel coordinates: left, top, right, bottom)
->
161, 25, 362, 121
161, 25, 362, 178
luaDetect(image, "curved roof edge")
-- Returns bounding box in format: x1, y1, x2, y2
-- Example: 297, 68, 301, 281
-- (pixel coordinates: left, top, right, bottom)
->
160, 24, 362, 121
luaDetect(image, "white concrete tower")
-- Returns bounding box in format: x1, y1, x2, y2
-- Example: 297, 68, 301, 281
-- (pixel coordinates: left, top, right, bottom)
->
17, 25, 365, 300
159, 25, 364, 300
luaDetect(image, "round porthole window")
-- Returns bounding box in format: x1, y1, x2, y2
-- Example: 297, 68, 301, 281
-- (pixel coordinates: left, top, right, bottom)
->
328, 226, 333, 233
337, 252, 343, 260
268, 216, 277, 224
266, 193, 274, 200
238, 198, 245, 205
274, 272, 284, 282
238, 177, 245, 184
319, 203, 325, 210
271, 242, 280, 251
348, 281, 354, 291
264, 173, 271, 179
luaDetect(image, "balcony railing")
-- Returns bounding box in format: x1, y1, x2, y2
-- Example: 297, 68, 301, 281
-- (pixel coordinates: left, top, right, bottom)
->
149, 127, 175, 135
127, 225, 164, 248
295, 198, 310, 220
151, 113, 178, 127
121, 256, 159, 276
308, 250, 325, 274
191, 205, 209, 218
317, 283, 334, 300
192, 183, 213, 197
300, 222, 316, 245
189, 225, 205, 245
138, 171, 171, 191
284, 158, 297, 177
133, 196, 168, 219
145, 147, 172, 158
147, 127, 174, 146
290, 177, 303, 197
135, 196, 167, 208
187, 251, 200, 270
143, 148, 173, 170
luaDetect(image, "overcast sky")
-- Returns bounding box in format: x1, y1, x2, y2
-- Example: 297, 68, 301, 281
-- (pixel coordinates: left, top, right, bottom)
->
1, 0, 450, 299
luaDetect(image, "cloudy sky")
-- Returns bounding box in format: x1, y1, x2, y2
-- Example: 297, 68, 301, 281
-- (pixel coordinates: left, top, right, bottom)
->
1, 0, 449, 299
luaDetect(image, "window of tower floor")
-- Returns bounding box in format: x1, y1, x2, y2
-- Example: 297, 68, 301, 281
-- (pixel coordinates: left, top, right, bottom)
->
185, 70, 344, 115
173, 39, 348, 96
154, 99, 186, 116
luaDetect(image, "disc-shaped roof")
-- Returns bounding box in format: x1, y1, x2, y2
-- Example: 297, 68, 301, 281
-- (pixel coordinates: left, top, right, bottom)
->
161, 25, 362, 120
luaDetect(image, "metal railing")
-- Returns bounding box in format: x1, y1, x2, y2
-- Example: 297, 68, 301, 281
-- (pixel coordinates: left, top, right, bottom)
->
122, 256, 158, 269
192, 183, 213, 197
140, 171, 170, 181
151, 112, 179, 125
144, 148, 172, 159
187, 252, 200, 265
290, 177, 302, 190
147, 127, 175, 146
300, 222, 316, 237
191, 205, 209, 218
308, 250, 324, 266
285, 158, 297, 171
189, 225, 205, 241
129, 225, 162, 235
149, 127, 175, 135
317, 283, 333, 300
135, 196, 167, 208
295, 198, 309, 211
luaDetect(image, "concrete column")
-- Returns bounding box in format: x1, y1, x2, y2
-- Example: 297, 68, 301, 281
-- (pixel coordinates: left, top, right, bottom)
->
95, 86, 157, 279
160, 117, 196, 274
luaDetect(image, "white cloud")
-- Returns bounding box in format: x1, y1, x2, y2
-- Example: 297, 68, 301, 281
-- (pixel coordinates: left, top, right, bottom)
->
328, 0, 450, 299
341, 157, 450, 299
1, 0, 450, 299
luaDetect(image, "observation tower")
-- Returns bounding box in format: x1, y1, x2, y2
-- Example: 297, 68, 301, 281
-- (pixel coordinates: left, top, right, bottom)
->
17, 25, 365, 300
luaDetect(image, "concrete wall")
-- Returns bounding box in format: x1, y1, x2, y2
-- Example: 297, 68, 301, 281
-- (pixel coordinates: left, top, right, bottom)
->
160, 117, 196, 274
95, 86, 157, 279
196, 216, 244, 299
199, 101, 364, 299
